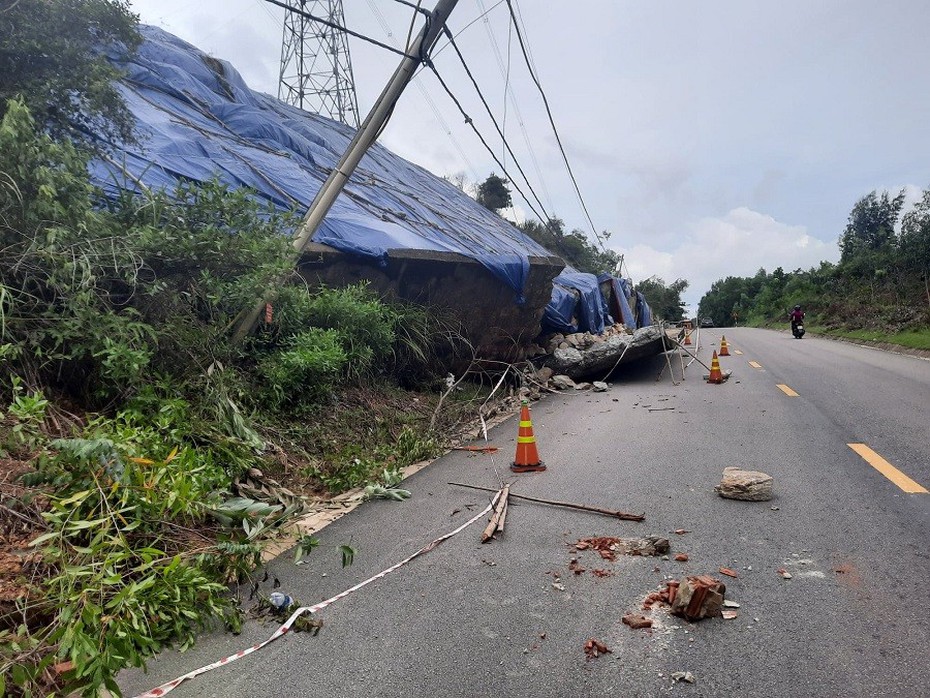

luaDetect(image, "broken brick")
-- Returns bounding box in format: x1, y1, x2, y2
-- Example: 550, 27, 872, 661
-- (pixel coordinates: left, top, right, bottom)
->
583, 638, 612, 659
674, 553, 689, 562
669, 575, 726, 621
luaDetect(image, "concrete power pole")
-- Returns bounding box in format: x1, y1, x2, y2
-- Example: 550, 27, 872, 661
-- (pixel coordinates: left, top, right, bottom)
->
277, 0, 361, 127
233, 0, 461, 342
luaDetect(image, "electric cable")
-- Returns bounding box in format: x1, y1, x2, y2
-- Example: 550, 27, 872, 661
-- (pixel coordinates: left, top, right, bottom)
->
503, 0, 606, 251
440, 31, 553, 226
263, 0, 418, 59
391, 0, 429, 14
365, 0, 481, 182
426, 63, 549, 226
475, 0, 553, 211
421, 0, 506, 64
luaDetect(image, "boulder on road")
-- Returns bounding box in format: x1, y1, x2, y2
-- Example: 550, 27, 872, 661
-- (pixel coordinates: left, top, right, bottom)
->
715, 467, 774, 502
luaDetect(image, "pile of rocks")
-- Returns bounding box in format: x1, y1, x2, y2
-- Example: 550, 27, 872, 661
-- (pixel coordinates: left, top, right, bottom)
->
522, 323, 631, 359
541, 324, 669, 380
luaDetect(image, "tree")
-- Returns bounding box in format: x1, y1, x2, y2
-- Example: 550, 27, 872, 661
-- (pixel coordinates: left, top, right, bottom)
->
637, 277, 689, 322
0, 0, 141, 148
476, 173, 512, 211
900, 185, 930, 275
517, 217, 620, 274
839, 189, 906, 261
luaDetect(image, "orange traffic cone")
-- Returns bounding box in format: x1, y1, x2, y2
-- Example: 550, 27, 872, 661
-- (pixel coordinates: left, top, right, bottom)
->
683, 331, 692, 346
706, 350, 725, 384
511, 402, 545, 473
719, 335, 730, 356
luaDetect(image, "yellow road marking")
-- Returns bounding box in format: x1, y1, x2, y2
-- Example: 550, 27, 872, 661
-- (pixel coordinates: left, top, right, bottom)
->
749, 361, 763, 369
734, 350, 744, 355
776, 384, 799, 396
848, 444, 929, 494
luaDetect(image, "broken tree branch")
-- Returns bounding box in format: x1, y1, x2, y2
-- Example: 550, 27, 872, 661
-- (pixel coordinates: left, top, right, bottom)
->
451, 482, 645, 522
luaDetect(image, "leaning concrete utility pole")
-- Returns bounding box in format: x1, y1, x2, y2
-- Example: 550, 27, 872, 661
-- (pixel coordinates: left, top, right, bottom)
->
233, 0, 461, 343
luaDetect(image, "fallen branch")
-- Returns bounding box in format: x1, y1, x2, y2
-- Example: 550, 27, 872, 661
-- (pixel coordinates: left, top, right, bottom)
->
450, 482, 645, 522
481, 485, 510, 543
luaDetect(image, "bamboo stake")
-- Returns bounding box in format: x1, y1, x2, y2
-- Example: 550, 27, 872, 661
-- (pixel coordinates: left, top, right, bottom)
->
481, 485, 510, 543
451, 482, 645, 522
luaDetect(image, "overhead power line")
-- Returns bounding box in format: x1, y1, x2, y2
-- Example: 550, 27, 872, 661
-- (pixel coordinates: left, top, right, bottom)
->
438, 31, 554, 226
503, 0, 606, 251
263, 0, 417, 60
364, 0, 481, 182
426, 63, 549, 227
475, 0, 553, 211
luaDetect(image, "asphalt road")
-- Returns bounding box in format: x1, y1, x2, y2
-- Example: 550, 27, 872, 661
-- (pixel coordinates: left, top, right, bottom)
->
120, 328, 930, 698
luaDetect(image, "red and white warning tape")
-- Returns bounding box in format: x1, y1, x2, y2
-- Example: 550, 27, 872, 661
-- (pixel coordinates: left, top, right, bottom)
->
134, 493, 499, 698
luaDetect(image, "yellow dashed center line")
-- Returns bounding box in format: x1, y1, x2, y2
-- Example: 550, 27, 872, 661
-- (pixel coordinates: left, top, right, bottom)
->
748, 361, 763, 369
776, 384, 799, 396
848, 444, 929, 494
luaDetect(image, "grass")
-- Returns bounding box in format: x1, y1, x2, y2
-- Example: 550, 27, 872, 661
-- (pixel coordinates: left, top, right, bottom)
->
814, 326, 930, 350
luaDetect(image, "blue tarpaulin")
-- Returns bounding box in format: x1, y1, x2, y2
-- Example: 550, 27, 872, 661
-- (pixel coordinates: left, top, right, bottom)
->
542, 269, 653, 335
597, 273, 635, 328
90, 26, 555, 302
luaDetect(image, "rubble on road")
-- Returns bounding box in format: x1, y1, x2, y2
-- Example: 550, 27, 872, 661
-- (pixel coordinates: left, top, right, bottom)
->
715, 467, 774, 501
543, 325, 669, 380
670, 575, 727, 621
573, 535, 670, 561
643, 580, 679, 609
583, 638, 612, 659
622, 613, 654, 630
671, 671, 696, 684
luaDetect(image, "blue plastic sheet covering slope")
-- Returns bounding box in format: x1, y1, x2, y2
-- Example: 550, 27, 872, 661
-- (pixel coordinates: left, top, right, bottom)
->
597, 272, 635, 328
542, 269, 607, 335
542, 269, 653, 335
89, 26, 556, 301
636, 291, 653, 326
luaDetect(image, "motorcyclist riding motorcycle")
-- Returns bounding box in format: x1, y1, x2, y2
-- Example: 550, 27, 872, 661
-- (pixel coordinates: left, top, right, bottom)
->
789, 305, 805, 339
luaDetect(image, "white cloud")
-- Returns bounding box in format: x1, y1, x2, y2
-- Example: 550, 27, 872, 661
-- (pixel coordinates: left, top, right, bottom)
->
616, 207, 839, 312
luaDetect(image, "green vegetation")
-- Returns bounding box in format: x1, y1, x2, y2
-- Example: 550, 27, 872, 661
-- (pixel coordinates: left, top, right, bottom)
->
0, 97, 462, 696
698, 187, 930, 346
517, 217, 620, 275
636, 277, 689, 323
0, 0, 141, 149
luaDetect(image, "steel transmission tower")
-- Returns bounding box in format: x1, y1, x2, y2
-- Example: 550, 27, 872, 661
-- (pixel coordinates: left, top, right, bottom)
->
276, 0, 361, 127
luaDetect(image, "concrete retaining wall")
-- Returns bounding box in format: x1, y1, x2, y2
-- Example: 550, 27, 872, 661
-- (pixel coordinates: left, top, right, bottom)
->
297, 243, 565, 361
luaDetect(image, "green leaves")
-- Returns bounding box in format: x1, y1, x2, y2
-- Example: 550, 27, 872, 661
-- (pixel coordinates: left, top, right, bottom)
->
339, 545, 356, 568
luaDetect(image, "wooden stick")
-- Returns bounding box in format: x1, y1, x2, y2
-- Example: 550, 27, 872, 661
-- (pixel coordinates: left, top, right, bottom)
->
451, 482, 645, 522
497, 496, 509, 533
481, 485, 510, 543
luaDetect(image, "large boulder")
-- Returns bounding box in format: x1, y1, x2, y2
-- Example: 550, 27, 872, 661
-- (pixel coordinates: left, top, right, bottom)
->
543, 325, 668, 379
715, 467, 774, 501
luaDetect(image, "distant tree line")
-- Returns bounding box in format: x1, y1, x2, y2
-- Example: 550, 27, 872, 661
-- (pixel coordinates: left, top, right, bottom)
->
698, 187, 930, 332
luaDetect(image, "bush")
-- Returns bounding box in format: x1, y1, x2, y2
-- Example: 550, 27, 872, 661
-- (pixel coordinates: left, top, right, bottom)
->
258, 328, 348, 409
3, 430, 245, 696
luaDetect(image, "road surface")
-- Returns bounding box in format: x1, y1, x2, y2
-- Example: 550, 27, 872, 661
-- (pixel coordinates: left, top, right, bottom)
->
120, 328, 930, 698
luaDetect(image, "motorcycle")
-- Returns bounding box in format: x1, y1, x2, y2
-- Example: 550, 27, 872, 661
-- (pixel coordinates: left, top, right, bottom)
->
792, 321, 805, 339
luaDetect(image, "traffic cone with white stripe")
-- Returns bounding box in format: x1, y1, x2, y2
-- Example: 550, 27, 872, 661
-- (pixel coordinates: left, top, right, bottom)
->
719, 335, 730, 356
511, 402, 545, 473
706, 350, 725, 384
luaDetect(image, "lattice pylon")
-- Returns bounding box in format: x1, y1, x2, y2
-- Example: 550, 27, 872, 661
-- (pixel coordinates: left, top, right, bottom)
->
276, 0, 361, 127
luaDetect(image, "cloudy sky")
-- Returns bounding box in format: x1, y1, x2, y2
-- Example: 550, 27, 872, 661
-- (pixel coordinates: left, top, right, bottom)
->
130, 0, 930, 313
